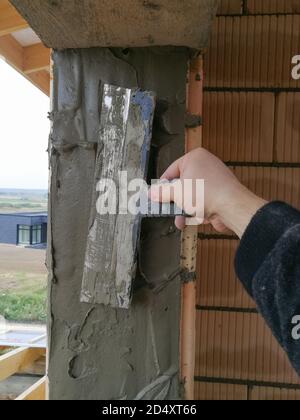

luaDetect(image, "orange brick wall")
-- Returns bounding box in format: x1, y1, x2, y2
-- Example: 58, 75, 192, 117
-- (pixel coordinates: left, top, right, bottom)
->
203, 92, 275, 162
276, 93, 300, 162
218, 0, 300, 15
196, 0, 300, 400
247, 0, 300, 14
249, 386, 300, 400
195, 381, 248, 400
218, 0, 243, 15
205, 15, 300, 88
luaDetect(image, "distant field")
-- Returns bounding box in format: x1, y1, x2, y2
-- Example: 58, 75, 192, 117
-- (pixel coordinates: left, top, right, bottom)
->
0, 245, 47, 323
0, 189, 47, 214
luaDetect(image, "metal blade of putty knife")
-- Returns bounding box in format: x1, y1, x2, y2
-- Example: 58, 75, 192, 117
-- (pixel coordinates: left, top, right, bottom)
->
81, 84, 156, 309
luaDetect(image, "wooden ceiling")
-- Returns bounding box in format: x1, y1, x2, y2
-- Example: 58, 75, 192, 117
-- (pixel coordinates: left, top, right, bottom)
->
0, 0, 50, 96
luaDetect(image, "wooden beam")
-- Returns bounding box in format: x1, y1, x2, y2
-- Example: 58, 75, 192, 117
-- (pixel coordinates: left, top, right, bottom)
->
0, 0, 28, 36
19, 354, 46, 376
0, 33, 23, 70
24, 43, 50, 74
0, 346, 10, 356
11, 0, 218, 50
0, 347, 45, 382
0, 34, 50, 95
15, 376, 46, 401
28, 70, 50, 96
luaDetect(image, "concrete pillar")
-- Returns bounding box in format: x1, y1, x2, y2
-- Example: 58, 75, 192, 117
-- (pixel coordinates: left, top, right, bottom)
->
48, 47, 189, 400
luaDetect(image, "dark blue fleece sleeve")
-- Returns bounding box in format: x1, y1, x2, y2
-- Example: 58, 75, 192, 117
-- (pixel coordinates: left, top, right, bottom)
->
235, 202, 300, 376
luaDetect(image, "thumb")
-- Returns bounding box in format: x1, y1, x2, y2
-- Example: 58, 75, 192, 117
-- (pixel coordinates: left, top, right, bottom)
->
149, 179, 183, 207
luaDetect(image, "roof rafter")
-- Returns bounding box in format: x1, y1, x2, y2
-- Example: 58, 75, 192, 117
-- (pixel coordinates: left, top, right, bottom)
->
0, 0, 28, 36
24, 42, 50, 74
0, 34, 50, 95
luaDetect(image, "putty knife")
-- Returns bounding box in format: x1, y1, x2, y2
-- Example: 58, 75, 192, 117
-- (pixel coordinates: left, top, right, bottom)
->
80, 84, 184, 309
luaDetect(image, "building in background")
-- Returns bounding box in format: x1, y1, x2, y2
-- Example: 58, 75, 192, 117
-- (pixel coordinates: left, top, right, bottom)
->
0, 212, 47, 246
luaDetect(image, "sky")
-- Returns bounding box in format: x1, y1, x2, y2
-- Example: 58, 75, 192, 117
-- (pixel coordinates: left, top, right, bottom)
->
0, 58, 50, 190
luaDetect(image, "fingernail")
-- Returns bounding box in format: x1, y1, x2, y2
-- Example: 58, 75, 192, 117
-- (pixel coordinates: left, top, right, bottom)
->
149, 186, 159, 201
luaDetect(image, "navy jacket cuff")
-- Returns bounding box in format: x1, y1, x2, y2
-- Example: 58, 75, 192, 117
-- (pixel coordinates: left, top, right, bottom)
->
235, 201, 300, 296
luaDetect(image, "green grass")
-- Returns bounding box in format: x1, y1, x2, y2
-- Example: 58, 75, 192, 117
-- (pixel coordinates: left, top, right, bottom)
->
0, 201, 44, 209
0, 293, 46, 323
0, 272, 47, 323
0, 348, 11, 356
0, 191, 47, 214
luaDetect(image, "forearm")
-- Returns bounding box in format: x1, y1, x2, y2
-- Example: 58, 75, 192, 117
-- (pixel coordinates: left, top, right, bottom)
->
216, 185, 267, 238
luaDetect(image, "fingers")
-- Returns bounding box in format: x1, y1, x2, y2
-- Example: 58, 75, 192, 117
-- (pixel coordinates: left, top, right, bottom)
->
210, 218, 229, 234
160, 157, 183, 180
149, 179, 182, 205
149, 157, 183, 203
175, 216, 205, 230
186, 216, 205, 226
175, 216, 186, 230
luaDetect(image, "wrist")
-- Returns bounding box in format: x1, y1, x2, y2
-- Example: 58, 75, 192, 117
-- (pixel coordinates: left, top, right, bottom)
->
215, 185, 267, 238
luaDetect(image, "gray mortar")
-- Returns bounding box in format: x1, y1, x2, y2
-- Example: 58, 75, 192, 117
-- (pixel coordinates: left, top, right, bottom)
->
48, 47, 188, 400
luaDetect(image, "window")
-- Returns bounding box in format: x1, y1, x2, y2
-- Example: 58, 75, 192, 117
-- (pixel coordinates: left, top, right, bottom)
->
18, 225, 30, 245
17, 224, 43, 245
32, 225, 42, 245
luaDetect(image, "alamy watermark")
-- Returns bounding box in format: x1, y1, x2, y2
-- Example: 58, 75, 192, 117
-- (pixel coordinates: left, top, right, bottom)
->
95, 171, 204, 225
292, 315, 300, 341
289, 56, 300, 341
292, 55, 300, 80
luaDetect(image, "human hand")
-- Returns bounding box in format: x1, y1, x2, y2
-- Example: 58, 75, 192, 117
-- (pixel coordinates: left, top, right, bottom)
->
149, 148, 267, 237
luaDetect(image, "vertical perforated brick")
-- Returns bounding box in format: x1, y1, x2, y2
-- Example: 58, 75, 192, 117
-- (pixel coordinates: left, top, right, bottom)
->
205, 16, 300, 88
276, 93, 300, 163
195, 310, 300, 384
197, 239, 255, 308
232, 167, 300, 209
250, 386, 300, 400
195, 381, 248, 400
218, 0, 242, 15
247, 0, 300, 14
203, 92, 275, 162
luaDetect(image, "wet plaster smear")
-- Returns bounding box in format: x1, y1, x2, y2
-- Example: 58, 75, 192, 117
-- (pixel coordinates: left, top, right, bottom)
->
48, 47, 189, 400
